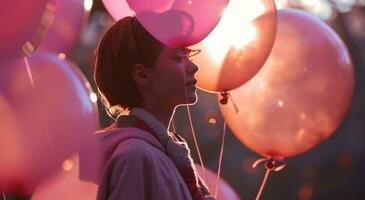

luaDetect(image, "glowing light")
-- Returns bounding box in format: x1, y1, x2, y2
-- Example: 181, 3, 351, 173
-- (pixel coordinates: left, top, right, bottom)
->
298, 185, 314, 200
90, 92, 98, 103
84, 0, 93, 11
275, 0, 290, 9
338, 151, 352, 168
58, 53, 66, 60
203, 0, 263, 64
62, 159, 74, 172
299, 0, 333, 20
278, 100, 284, 107
208, 118, 217, 124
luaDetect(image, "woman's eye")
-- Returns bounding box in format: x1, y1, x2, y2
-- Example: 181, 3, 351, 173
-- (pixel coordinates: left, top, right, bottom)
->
175, 57, 183, 62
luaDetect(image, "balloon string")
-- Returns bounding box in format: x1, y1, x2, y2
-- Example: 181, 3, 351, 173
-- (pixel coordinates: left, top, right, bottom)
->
252, 157, 286, 200
255, 168, 271, 200
227, 93, 240, 114
214, 119, 227, 198
186, 104, 206, 177
24, 57, 35, 88
182, 71, 206, 177
219, 91, 239, 114
2, 192, 6, 200
24, 57, 56, 156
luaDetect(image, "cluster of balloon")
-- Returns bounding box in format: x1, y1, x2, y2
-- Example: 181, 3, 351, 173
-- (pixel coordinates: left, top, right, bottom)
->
220, 8, 354, 198
193, 0, 277, 97
0, 0, 57, 62
102, 0, 134, 20
126, 0, 229, 48
0, 52, 99, 193
38, 0, 91, 53
195, 164, 240, 200
31, 155, 98, 200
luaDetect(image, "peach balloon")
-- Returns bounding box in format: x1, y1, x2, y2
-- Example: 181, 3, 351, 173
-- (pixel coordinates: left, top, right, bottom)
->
195, 165, 240, 200
0, 52, 99, 192
194, 0, 277, 93
38, 0, 91, 53
102, 0, 133, 20
31, 155, 98, 200
0, 0, 57, 61
219, 9, 354, 158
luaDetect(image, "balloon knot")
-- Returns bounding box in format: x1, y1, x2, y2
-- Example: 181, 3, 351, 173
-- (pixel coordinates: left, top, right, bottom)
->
252, 156, 286, 172
219, 91, 229, 105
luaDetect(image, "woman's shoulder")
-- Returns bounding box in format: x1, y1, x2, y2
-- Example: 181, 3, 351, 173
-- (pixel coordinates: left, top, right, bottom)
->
97, 126, 165, 162
113, 136, 158, 158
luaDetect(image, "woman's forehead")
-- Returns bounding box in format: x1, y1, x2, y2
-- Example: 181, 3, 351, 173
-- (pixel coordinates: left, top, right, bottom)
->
165, 47, 192, 55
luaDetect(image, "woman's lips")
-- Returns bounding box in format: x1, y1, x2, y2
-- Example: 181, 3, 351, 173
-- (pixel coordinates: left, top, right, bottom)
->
186, 79, 197, 85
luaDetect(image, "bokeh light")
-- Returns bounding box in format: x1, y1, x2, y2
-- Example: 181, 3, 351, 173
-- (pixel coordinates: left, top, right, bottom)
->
84, 0, 93, 11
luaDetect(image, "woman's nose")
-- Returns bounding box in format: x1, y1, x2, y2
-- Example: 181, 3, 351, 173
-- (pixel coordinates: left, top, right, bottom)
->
187, 60, 199, 74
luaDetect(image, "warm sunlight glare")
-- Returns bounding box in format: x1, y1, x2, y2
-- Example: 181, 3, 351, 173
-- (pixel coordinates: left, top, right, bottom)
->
84, 0, 93, 11
57, 52, 66, 60
90, 92, 98, 103
62, 159, 74, 172
203, 0, 264, 64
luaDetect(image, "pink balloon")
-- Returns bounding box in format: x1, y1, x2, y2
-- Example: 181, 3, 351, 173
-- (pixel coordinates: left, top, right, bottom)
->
220, 9, 355, 158
0, 52, 99, 192
195, 165, 240, 200
0, 0, 58, 61
194, 0, 277, 92
102, 0, 133, 20
31, 155, 98, 200
127, 0, 229, 47
38, 0, 90, 53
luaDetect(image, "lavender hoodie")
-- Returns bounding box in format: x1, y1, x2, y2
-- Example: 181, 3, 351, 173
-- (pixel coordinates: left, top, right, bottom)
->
96, 125, 193, 200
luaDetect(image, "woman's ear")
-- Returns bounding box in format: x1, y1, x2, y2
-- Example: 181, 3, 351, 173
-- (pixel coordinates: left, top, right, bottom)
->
131, 64, 152, 86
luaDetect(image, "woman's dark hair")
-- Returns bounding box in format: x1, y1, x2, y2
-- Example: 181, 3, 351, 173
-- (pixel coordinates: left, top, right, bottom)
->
94, 16, 164, 118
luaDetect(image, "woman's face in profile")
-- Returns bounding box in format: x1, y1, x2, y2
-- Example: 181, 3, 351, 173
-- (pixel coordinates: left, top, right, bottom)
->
150, 47, 199, 106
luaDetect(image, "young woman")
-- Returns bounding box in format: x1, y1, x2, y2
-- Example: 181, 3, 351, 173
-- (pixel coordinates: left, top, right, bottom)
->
94, 16, 215, 200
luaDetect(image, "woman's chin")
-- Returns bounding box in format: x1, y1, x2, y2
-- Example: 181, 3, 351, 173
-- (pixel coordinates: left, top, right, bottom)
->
186, 93, 198, 105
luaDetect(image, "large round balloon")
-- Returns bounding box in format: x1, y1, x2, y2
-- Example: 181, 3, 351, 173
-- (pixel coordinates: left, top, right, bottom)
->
127, 0, 229, 47
220, 9, 354, 158
0, 52, 99, 192
102, 0, 133, 20
195, 165, 240, 200
0, 0, 57, 62
31, 155, 98, 200
38, 0, 91, 53
194, 0, 277, 93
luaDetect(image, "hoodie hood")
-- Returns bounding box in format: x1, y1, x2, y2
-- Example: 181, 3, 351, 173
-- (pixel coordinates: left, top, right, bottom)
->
79, 123, 165, 184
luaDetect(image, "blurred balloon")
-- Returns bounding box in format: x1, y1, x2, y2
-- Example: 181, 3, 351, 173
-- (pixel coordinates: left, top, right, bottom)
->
0, 0, 57, 62
127, 0, 229, 47
194, 0, 277, 93
220, 9, 354, 158
195, 164, 240, 200
38, 0, 91, 53
0, 52, 99, 192
102, 0, 133, 20
31, 155, 98, 200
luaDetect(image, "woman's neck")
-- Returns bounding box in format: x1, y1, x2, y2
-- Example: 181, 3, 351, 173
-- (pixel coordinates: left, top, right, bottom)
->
141, 103, 175, 129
